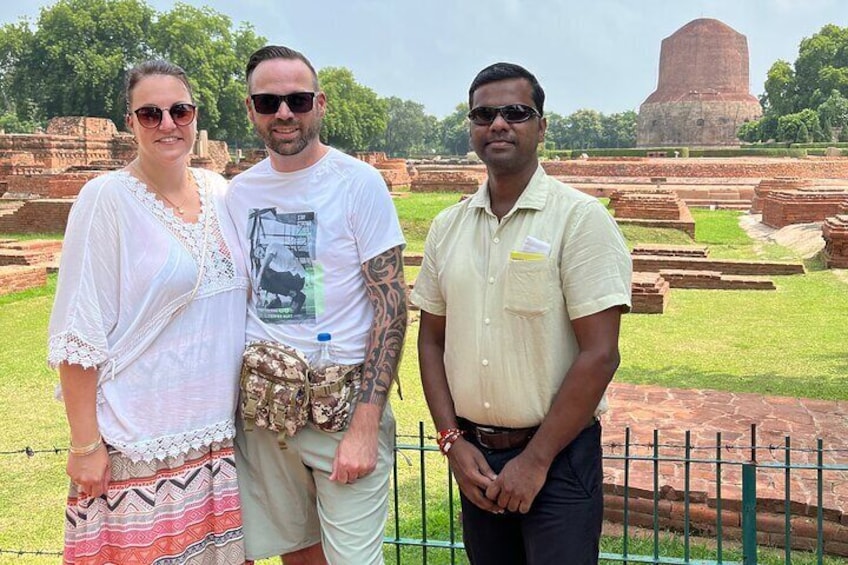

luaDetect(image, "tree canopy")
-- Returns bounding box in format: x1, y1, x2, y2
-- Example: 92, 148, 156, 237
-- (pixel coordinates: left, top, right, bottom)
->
0, 0, 264, 146
744, 24, 848, 143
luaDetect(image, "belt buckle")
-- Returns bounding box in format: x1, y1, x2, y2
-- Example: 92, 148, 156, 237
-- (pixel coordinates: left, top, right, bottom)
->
474, 425, 496, 449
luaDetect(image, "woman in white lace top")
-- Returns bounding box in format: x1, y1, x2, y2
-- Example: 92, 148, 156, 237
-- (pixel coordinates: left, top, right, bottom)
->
47, 60, 248, 564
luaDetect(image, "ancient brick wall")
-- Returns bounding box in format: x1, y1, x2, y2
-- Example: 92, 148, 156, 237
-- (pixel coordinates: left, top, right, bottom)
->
541, 159, 848, 179
630, 272, 669, 314
0, 265, 46, 296
4, 172, 100, 198
822, 211, 848, 268
206, 140, 231, 174
610, 190, 691, 221
761, 190, 848, 228
46, 117, 118, 138
0, 200, 74, 234
631, 255, 804, 275
410, 166, 486, 193
751, 178, 813, 213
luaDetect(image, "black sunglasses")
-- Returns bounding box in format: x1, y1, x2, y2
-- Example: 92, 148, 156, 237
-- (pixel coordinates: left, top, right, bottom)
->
251, 92, 316, 115
467, 104, 541, 126
131, 103, 197, 129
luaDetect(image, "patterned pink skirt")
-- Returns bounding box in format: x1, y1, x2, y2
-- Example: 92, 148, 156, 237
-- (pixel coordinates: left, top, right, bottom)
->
64, 440, 244, 564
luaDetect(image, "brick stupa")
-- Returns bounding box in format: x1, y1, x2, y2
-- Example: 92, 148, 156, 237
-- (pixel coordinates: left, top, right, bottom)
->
637, 18, 762, 147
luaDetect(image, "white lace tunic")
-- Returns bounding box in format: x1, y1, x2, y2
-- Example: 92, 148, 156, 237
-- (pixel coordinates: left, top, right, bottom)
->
48, 169, 248, 462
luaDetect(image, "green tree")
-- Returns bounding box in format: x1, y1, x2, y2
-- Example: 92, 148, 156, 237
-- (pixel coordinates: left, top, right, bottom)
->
566, 109, 603, 149
776, 109, 821, 142
817, 89, 848, 131
544, 112, 567, 149
0, 0, 265, 146
793, 24, 848, 109
378, 97, 432, 157
150, 2, 264, 146
763, 60, 797, 115
600, 110, 637, 147
3, 0, 155, 127
318, 67, 387, 151
436, 103, 470, 156
736, 120, 760, 143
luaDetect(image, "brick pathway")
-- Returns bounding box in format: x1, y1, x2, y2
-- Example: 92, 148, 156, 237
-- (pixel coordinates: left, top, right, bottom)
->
601, 383, 847, 533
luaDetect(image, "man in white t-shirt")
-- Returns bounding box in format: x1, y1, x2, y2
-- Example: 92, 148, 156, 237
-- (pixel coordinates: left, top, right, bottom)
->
226, 45, 408, 565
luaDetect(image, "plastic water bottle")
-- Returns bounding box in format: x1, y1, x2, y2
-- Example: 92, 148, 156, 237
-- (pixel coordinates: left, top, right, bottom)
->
312, 332, 333, 371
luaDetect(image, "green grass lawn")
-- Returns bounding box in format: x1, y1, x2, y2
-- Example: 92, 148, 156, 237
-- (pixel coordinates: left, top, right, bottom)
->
0, 195, 845, 562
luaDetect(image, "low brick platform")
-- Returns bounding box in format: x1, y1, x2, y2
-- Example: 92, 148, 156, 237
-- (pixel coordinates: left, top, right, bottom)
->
751, 177, 813, 213
822, 214, 848, 269
632, 255, 804, 276
603, 383, 848, 557
762, 188, 848, 229
631, 272, 669, 313
0, 264, 46, 295
615, 218, 697, 238
0, 239, 62, 266
0, 199, 74, 234
410, 166, 485, 193
659, 269, 775, 290
632, 244, 708, 258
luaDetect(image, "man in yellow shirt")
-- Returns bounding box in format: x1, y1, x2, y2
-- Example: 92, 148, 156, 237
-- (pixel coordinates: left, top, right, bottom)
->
411, 62, 632, 564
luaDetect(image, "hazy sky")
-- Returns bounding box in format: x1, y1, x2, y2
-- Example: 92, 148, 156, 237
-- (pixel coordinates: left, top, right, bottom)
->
1, 0, 846, 118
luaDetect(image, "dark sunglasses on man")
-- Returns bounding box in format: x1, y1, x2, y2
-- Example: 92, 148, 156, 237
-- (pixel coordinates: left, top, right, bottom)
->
251, 92, 316, 115
467, 104, 541, 126
131, 103, 197, 129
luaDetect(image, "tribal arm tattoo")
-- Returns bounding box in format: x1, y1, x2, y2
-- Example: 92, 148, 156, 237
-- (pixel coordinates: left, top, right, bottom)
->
359, 245, 408, 407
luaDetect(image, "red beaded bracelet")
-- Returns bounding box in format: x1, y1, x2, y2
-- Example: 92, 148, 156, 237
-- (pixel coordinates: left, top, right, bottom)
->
437, 428, 464, 456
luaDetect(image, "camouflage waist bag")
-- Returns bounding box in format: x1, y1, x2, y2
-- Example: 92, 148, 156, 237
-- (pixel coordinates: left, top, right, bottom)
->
240, 341, 361, 449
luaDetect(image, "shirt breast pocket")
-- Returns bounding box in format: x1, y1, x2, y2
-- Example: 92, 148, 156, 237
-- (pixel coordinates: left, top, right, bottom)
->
503, 259, 554, 318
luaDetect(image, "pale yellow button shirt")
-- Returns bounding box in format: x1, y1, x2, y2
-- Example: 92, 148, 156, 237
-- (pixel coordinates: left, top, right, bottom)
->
411, 167, 632, 428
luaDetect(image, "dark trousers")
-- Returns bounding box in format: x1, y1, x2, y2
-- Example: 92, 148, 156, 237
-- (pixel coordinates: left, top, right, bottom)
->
459, 421, 603, 565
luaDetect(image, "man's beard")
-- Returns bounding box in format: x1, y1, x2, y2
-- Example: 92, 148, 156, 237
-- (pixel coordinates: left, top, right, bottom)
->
256, 116, 322, 157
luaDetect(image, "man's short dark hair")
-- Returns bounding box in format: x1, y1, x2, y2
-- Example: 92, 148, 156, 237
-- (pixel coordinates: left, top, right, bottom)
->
245, 45, 319, 91
468, 62, 545, 115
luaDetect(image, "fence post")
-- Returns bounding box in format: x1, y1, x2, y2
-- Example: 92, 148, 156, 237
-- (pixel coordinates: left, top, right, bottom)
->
741, 462, 758, 565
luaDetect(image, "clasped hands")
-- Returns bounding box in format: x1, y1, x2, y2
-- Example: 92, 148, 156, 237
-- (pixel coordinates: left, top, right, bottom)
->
447, 438, 548, 514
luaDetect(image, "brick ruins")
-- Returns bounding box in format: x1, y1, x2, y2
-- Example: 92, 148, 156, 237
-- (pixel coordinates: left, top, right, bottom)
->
609, 189, 696, 237
751, 177, 812, 213
822, 201, 848, 268
637, 19, 762, 147
410, 165, 486, 193
761, 187, 848, 229
353, 152, 412, 190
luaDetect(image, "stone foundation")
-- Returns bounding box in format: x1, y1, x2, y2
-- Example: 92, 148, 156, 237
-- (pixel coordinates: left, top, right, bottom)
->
751, 177, 813, 213
632, 255, 804, 276
822, 212, 848, 269
0, 239, 62, 266
761, 188, 848, 229
659, 269, 775, 290
0, 265, 46, 295
0, 200, 75, 234
354, 152, 412, 190
631, 272, 670, 313
410, 166, 485, 193
541, 159, 848, 180
632, 244, 708, 257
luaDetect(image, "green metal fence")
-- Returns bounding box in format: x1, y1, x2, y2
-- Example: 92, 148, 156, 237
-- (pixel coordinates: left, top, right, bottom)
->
384, 423, 848, 565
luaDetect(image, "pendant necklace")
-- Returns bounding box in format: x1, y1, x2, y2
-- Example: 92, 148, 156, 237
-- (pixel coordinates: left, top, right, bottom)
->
131, 162, 194, 215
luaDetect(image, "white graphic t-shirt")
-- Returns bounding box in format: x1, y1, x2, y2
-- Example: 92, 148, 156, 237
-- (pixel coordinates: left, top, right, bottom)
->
226, 148, 405, 363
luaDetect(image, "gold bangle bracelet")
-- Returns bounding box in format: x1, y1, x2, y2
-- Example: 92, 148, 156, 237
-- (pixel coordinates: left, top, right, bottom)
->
69, 436, 103, 456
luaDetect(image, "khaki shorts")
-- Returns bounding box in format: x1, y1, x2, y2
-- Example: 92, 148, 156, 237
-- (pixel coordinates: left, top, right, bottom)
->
235, 404, 395, 564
